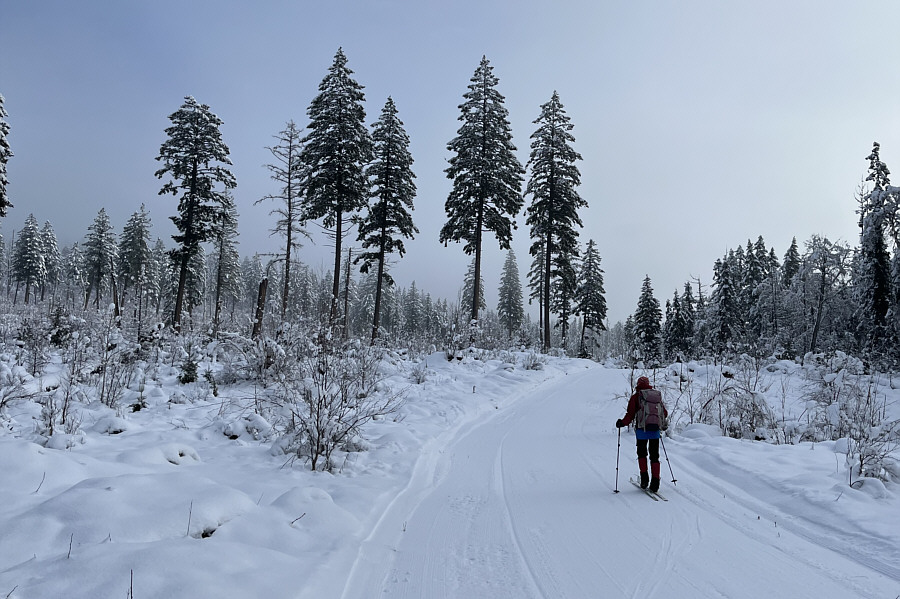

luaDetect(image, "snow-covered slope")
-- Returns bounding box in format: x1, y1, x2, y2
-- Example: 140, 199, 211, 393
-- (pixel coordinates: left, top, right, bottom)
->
1, 355, 897, 598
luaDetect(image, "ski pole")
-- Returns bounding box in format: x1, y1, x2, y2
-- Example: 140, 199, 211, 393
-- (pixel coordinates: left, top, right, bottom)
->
614, 426, 621, 493
660, 434, 677, 486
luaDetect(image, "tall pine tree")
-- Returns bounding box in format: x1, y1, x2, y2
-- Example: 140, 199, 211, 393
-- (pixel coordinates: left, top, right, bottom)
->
155, 96, 236, 329
524, 92, 585, 351
356, 97, 418, 343
441, 56, 524, 324
300, 48, 373, 325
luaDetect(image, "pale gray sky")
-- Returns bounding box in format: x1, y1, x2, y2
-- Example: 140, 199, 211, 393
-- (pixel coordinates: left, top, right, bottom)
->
2, 1, 899, 323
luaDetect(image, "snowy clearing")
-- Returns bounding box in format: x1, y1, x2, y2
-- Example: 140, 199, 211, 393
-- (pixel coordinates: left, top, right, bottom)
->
1, 355, 898, 598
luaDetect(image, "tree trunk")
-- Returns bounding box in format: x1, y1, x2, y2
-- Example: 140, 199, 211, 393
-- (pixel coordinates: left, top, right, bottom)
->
371, 221, 387, 345
252, 278, 268, 339
343, 246, 352, 338
543, 235, 552, 353
331, 207, 343, 325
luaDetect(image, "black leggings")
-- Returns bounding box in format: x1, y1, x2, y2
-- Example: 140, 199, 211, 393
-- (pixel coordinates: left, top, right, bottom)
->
636, 438, 660, 463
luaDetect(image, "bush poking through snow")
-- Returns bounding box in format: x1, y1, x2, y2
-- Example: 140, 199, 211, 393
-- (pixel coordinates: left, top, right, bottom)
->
272, 335, 405, 471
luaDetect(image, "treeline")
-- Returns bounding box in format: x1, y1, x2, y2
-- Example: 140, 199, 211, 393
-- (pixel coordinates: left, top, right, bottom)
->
607, 143, 900, 370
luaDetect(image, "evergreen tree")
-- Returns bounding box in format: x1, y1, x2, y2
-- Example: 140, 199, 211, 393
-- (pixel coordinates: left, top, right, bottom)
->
299, 48, 373, 324
356, 97, 418, 343
11, 214, 45, 304
82, 208, 118, 310
441, 56, 524, 323
404, 281, 422, 336
524, 91, 585, 351
574, 239, 607, 355
633, 275, 662, 366
855, 142, 893, 352
0, 93, 12, 216
258, 121, 308, 319
708, 256, 741, 352
155, 96, 236, 329
782, 237, 801, 284
118, 205, 153, 306
148, 238, 168, 315
60, 243, 86, 309
497, 249, 525, 340
39, 221, 60, 301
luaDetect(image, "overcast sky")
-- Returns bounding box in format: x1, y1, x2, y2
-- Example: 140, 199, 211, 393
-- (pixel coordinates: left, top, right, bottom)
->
3, 1, 900, 323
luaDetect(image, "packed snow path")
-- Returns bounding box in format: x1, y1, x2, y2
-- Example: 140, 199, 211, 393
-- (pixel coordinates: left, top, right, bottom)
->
336, 365, 899, 599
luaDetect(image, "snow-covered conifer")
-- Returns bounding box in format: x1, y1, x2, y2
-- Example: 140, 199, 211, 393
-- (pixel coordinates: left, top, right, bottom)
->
299, 49, 373, 324
574, 240, 606, 355
632, 276, 662, 366
356, 97, 418, 343
11, 214, 45, 303
441, 56, 524, 323
497, 249, 525, 340
82, 208, 118, 310
155, 96, 236, 328
525, 92, 584, 351
39, 221, 60, 301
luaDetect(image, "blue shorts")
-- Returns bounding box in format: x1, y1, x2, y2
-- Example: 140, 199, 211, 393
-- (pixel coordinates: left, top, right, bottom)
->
635, 428, 661, 440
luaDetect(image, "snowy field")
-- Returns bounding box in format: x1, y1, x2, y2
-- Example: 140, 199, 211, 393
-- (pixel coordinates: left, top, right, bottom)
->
1, 353, 898, 598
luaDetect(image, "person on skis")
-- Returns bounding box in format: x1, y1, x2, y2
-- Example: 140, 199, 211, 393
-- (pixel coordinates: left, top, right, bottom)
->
616, 376, 668, 492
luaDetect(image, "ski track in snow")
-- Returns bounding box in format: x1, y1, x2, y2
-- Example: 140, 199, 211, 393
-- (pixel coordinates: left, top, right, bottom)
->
340, 364, 900, 599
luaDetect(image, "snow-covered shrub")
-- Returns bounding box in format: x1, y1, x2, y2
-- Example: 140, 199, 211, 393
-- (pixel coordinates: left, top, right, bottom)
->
272, 338, 404, 472
521, 351, 546, 371
409, 361, 428, 384
804, 364, 899, 481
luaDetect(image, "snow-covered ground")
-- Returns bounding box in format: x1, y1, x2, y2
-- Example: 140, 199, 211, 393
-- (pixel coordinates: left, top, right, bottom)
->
1, 353, 898, 598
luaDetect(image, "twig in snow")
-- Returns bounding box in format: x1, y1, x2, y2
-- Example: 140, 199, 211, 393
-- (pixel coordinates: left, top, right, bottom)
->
186, 500, 193, 537
67, 533, 74, 559
6, 585, 18, 598
32, 472, 46, 494
290, 513, 306, 525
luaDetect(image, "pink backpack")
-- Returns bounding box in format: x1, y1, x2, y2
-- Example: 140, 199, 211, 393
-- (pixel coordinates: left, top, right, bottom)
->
636, 389, 667, 430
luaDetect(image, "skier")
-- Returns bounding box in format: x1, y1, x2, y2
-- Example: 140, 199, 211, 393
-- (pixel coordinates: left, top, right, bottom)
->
615, 376, 668, 492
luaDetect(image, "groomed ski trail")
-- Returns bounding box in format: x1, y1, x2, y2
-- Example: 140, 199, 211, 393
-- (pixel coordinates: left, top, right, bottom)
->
338, 364, 899, 599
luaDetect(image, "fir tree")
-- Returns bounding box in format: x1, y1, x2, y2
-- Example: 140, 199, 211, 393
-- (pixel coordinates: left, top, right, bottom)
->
82, 208, 118, 310
574, 239, 607, 356
856, 143, 893, 352
356, 97, 418, 343
39, 221, 60, 301
11, 214, 45, 304
258, 121, 308, 319
525, 92, 585, 351
709, 256, 741, 352
118, 205, 153, 306
497, 249, 525, 340
299, 48, 373, 324
441, 56, 524, 323
155, 96, 236, 329
633, 275, 662, 366
0, 93, 12, 216
782, 237, 801, 284
61, 243, 86, 309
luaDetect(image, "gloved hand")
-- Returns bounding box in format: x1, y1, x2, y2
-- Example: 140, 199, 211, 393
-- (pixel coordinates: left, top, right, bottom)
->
615, 418, 624, 428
